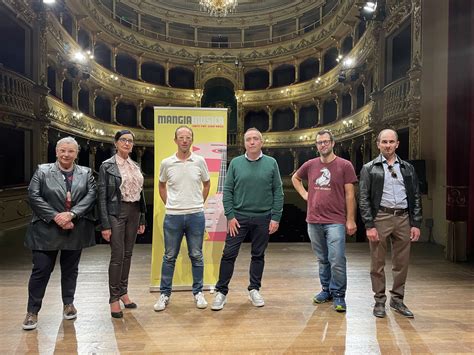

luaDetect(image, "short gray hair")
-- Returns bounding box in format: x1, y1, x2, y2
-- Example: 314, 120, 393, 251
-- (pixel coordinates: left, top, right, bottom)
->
56, 136, 79, 151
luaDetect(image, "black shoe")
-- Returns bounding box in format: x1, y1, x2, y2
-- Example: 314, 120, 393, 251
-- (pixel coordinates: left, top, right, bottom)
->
373, 302, 386, 318
111, 311, 123, 319
120, 296, 137, 309
390, 300, 414, 318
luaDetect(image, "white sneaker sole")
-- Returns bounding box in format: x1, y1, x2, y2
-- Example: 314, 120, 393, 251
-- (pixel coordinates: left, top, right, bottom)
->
22, 323, 37, 330
63, 313, 77, 320
211, 300, 226, 311
196, 302, 208, 309
248, 296, 264, 307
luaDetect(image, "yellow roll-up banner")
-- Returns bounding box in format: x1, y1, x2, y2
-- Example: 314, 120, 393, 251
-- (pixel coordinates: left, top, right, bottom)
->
150, 106, 228, 291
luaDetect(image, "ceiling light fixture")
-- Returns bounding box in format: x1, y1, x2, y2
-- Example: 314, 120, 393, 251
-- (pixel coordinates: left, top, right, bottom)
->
199, 0, 238, 17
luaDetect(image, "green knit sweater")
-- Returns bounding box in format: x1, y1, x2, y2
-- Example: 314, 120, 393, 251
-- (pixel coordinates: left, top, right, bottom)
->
223, 155, 284, 222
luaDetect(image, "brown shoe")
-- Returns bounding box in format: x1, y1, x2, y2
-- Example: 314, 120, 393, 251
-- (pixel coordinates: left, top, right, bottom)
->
22, 312, 38, 330
63, 304, 77, 320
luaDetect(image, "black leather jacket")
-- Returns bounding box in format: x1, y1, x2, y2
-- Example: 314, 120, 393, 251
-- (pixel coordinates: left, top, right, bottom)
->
25, 163, 96, 250
98, 156, 146, 230
359, 154, 422, 229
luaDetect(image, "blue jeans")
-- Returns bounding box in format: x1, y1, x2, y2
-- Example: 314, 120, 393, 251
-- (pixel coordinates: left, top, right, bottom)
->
307, 223, 347, 298
160, 212, 205, 296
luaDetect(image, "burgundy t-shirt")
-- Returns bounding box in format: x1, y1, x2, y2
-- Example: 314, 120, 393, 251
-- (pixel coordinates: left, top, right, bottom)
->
296, 156, 357, 224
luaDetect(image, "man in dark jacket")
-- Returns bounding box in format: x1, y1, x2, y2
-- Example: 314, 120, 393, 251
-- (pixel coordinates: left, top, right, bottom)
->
359, 129, 422, 319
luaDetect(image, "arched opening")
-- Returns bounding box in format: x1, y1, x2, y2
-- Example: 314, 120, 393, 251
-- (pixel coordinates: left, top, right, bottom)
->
244, 110, 269, 132
272, 64, 295, 87
95, 96, 112, 122
116, 52, 137, 79
323, 47, 339, 73
341, 36, 353, 55
299, 58, 320, 82
322, 99, 337, 124
273, 108, 295, 131
342, 92, 352, 117
141, 106, 155, 129
356, 84, 365, 109
244, 68, 269, 90
94, 42, 112, 69
78, 87, 90, 114
142, 62, 165, 85
299, 105, 318, 128
202, 77, 236, 132
116, 102, 137, 126
169, 67, 194, 89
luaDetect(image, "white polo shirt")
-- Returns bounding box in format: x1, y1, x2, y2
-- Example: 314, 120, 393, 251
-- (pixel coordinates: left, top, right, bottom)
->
159, 152, 210, 215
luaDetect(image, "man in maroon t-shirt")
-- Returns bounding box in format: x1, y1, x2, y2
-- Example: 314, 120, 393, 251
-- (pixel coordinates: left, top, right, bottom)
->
292, 129, 357, 312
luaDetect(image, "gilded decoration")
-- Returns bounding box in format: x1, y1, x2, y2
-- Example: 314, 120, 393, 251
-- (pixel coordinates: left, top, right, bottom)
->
75, 0, 356, 63
262, 103, 372, 148
121, 0, 324, 28
46, 96, 154, 146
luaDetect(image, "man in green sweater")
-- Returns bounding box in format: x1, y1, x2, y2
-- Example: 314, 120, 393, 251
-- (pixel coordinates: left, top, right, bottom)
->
211, 128, 284, 311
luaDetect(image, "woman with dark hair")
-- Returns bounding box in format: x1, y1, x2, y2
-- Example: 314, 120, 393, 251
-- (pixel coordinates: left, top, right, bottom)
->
98, 130, 146, 318
22, 136, 96, 330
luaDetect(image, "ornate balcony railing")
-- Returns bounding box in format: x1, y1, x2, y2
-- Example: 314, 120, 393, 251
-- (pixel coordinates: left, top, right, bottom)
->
93, 0, 342, 49
381, 77, 410, 122
0, 64, 34, 117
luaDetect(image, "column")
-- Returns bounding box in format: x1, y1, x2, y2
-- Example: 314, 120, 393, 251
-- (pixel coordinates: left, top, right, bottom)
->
194, 27, 198, 46
335, 94, 342, 119
291, 149, 299, 174
237, 102, 245, 151
137, 12, 142, 31
111, 95, 121, 124
89, 145, 97, 171
241, 28, 245, 47
294, 58, 299, 83
266, 105, 273, 132
269, 24, 273, 42
295, 17, 300, 36
165, 22, 170, 40
72, 80, 80, 109
291, 103, 299, 130
90, 89, 98, 117
137, 99, 145, 128
267, 62, 273, 88
55, 69, 66, 101
165, 61, 170, 86
350, 86, 357, 113
137, 55, 142, 80
319, 54, 324, 75
315, 98, 321, 126
111, 46, 117, 72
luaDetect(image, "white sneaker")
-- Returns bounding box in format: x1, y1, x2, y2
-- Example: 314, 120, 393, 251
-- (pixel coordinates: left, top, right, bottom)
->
153, 294, 169, 312
248, 289, 265, 307
194, 292, 208, 309
211, 292, 227, 311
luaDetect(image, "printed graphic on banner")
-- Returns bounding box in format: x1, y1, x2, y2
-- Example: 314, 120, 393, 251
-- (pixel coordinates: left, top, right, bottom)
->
151, 107, 227, 291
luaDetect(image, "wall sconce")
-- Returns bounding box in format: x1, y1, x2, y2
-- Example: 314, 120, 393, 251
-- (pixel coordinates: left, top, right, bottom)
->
343, 119, 354, 129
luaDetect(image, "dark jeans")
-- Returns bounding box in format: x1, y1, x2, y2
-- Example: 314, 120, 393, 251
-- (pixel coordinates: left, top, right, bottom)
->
27, 249, 82, 314
215, 213, 271, 295
108, 201, 140, 303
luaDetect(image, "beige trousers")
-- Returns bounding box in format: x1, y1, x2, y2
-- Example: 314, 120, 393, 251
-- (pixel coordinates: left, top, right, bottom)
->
369, 211, 411, 304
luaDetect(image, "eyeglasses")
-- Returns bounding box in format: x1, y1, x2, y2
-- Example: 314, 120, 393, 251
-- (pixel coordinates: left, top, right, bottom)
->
387, 165, 397, 178
118, 138, 134, 144
316, 140, 332, 146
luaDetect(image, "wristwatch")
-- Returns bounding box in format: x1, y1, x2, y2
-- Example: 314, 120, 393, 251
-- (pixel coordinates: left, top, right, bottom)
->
70, 212, 76, 219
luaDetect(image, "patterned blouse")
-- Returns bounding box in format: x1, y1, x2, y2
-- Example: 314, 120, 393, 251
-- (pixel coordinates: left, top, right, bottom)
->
115, 154, 144, 202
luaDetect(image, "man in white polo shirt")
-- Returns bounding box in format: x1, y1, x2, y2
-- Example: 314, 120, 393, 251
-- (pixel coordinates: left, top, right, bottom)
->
154, 126, 211, 311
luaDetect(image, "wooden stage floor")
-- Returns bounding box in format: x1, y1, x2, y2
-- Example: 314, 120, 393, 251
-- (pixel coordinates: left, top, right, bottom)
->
0, 242, 473, 354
